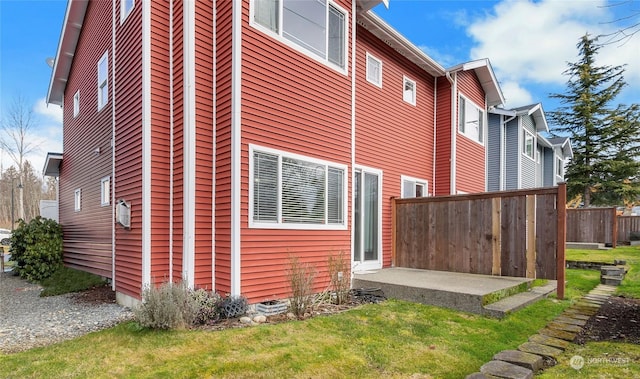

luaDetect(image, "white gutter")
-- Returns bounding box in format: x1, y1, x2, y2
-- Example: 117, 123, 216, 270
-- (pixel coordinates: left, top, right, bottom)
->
230, 0, 242, 296
432, 76, 437, 195
350, 1, 357, 273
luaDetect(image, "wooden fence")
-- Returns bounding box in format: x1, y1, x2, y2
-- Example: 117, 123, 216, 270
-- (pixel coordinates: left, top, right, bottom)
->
618, 216, 640, 243
392, 184, 566, 299
566, 208, 617, 248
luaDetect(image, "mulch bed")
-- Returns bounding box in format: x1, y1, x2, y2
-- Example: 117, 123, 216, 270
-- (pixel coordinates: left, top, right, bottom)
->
574, 296, 640, 344
70, 285, 118, 304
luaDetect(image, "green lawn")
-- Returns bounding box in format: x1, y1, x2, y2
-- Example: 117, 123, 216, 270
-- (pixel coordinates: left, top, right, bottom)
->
0, 270, 599, 378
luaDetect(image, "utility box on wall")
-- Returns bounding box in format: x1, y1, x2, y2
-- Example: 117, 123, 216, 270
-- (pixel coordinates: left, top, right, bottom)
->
116, 200, 131, 229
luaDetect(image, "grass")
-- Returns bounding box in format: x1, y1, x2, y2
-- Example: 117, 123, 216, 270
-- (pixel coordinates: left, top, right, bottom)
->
39, 266, 108, 297
0, 269, 600, 378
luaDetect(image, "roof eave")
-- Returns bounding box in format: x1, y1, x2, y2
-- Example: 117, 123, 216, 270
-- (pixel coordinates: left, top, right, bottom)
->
356, 0, 389, 12
43, 152, 64, 177
357, 12, 445, 77
46, 0, 89, 106
447, 59, 505, 108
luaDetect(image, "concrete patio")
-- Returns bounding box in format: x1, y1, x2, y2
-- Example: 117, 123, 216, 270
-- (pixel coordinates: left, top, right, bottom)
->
352, 267, 557, 317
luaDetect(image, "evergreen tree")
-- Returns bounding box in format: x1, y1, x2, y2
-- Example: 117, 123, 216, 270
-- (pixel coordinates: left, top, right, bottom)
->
549, 34, 640, 207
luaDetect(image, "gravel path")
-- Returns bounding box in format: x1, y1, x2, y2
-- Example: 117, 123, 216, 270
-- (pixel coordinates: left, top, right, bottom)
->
0, 272, 133, 354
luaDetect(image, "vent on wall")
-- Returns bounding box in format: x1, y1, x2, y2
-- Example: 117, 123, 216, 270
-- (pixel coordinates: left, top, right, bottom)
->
116, 199, 131, 229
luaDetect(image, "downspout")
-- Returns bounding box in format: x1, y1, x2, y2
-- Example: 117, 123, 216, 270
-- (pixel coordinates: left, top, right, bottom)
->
211, 0, 217, 291
142, 0, 152, 288
169, 0, 174, 282
110, 0, 116, 290
230, 0, 242, 296
445, 71, 456, 195
432, 76, 436, 195
500, 114, 516, 190
350, 3, 357, 274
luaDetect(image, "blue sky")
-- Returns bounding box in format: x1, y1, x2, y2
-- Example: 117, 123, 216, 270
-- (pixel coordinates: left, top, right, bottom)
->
1, 0, 638, 174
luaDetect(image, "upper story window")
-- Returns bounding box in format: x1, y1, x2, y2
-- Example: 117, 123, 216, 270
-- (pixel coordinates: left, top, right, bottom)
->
523, 130, 534, 160
252, 0, 347, 70
121, 0, 134, 23
556, 156, 564, 177
458, 95, 484, 144
250, 145, 347, 229
366, 53, 382, 87
97, 52, 109, 110
403, 76, 416, 105
401, 176, 428, 198
73, 90, 80, 117
74, 188, 82, 211
101, 177, 111, 206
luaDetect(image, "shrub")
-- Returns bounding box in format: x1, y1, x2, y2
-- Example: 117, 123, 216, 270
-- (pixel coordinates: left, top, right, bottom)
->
134, 281, 197, 330
9, 217, 63, 282
328, 252, 350, 305
192, 289, 222, 325
287, 255, 316, 317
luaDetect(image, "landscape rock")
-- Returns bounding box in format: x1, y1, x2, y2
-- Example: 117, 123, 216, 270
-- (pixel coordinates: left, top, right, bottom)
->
253, 315, 267, 323
493, 350, 543, 371
480, 360, 533, 379
239, 316, 252, 324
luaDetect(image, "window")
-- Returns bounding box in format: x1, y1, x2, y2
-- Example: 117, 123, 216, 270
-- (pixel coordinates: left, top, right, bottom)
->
101, 177, 110, 206
73, 90, 80, 117
121, 0, 134, 23
366, 53, 382, 87
250, 146, 346, 228
403, 76, 416, 105
97, 52, 109, 110
458, 95, 484, 144
401, 176, 428, 198
74, 189, 81, 211
252, 0, 347, 70
557, 157, 564, 177
523, 130, 534, 159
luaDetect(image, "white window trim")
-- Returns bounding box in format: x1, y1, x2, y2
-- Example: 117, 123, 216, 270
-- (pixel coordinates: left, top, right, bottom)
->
101, 176, 111, 206
74, 188, 81, 212
353, 164, 383, 271
400, 175, 429, 198
457, 94, 485, 146
366, 52, 383, 88
73, 90, 80, 117
249, 144, 348, 230
249, 0, 349, 75
97, 52, 109, 111
522, 129, 535, 161
403, 76, 416, 106
120, 0, 134, 24
556, 156, 564, 177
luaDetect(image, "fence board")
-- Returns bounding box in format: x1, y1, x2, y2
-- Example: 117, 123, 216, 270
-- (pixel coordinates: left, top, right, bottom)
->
617, 216, 640, 243
393, 186, 564, 285
566, 208, 616, 245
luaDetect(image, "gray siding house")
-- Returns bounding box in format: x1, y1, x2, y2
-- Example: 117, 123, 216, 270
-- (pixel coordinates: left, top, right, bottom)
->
487, 103, 572, 191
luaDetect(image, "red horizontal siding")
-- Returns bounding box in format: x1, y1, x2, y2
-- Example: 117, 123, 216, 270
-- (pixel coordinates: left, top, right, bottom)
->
355, 25, 437, 268
60, 0, 113, 279
435, 78, 452, 196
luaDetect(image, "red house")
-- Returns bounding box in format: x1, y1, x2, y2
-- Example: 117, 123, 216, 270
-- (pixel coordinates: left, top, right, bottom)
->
44, 0, 503, 306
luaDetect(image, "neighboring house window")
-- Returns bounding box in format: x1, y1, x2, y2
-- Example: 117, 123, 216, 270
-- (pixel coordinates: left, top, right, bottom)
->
73, 90, 80, 117
401, 176, 428, 198
458, 95, 484, 144
523, 130, 534, 160
101, 177, 110, 206
366, 53, 382, 87
557, 157, 564, 177
121, 0, 134, 23
252, 0, 348, 70
97, 52, 109, 110
403, 76, 416, 105
74, 189, 82, 211
250, 145, 346, 229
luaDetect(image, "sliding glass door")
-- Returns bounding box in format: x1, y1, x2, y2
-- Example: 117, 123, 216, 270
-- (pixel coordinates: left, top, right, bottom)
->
353, 168, 382, 271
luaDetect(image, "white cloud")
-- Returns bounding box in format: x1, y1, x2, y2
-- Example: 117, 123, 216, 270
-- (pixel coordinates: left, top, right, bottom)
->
34, 98, 63, 125
499, 80, 534, 108
467, 0, 639, 105
30, 98, 63, 176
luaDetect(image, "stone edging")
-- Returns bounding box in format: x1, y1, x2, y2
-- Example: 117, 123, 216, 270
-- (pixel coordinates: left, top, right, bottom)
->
466, 284, 618, 379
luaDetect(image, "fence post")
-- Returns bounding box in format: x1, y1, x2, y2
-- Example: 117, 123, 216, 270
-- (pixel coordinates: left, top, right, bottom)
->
556, 183, 567, 300
612, 207, 618, 249
391, 197, 397, 267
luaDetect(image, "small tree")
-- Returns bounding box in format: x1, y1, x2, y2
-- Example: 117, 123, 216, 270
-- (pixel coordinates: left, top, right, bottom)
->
286, 255, 316, 317
549, 34, 640, 206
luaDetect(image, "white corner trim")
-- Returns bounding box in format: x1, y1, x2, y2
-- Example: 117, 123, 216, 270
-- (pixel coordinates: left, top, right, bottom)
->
450, 72, 457, 195
211, 1, 217, 291
350, 0, 357, 274
231, 0, 242, 297
141, 0, 151, 288
168, 0, 175, 283
111, 0, 117, 291
183, 0, 196, 288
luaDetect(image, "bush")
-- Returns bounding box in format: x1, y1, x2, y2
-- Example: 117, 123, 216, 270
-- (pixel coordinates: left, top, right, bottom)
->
328, 252, 350, 305
192, 289, 222, 325
287, 255, 316, 317
134, 281, 197, 330
9, 217, 63, 282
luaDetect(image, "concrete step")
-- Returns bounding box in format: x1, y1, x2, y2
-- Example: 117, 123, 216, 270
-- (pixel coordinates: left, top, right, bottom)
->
601, 266, 625, 276
482, 281, 557, 318
566, 242, 610, 250
601, 275, 623, 286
